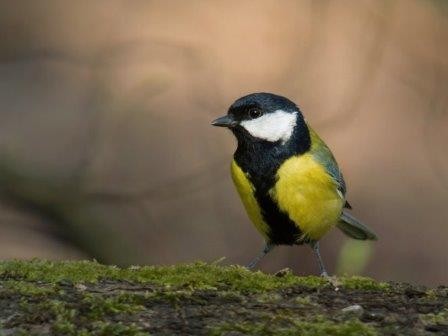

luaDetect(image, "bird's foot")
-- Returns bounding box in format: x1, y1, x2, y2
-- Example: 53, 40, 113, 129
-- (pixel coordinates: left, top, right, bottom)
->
318, 270, 340, 290
246, 259, 259, 270
322, 274, 340, 291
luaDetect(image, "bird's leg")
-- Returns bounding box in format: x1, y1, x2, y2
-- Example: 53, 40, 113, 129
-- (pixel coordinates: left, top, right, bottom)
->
246, 243, 274, 270
310, 241, 329, 277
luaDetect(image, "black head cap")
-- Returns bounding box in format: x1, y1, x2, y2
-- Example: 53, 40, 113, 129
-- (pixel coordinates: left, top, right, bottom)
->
211, 92, 309, 151
228, 92, 300, 122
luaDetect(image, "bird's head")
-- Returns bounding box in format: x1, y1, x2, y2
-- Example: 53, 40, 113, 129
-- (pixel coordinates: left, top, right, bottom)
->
212, 93, 307, 146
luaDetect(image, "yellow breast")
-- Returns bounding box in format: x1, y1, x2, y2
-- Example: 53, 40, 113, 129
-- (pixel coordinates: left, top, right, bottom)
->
270, 154, 343, 241
230, 160, 271, 240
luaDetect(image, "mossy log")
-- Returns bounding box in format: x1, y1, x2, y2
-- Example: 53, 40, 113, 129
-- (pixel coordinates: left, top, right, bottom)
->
0, 260, 447, 335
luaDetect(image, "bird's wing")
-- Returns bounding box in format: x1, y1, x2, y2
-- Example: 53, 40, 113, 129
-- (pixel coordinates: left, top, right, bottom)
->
308, 127, 348, 200
307, 127, 378, 239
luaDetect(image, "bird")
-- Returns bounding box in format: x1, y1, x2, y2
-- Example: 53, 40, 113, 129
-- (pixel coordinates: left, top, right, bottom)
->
211, 92, 377, 276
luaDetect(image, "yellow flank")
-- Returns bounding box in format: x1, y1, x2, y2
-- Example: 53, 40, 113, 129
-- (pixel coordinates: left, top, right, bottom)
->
270, 154, 344, 241
230, 160, 271, 240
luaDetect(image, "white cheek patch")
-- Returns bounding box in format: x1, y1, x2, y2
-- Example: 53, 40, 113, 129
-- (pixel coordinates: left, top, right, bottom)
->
240, 110, 297, 143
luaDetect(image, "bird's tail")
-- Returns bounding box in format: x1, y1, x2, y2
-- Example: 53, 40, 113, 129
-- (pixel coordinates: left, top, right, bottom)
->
337, 210, 378, 240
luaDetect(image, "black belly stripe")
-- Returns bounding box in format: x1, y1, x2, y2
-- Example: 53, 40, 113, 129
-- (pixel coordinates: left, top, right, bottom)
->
233, 127, 311, 245
253, 186, 304, 245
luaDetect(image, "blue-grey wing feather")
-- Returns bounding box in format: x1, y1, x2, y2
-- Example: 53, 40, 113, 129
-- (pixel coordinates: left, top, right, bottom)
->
310, 140, 347, 195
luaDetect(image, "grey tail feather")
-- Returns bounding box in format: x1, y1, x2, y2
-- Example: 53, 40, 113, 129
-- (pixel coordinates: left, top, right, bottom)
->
337, 210, 378, 240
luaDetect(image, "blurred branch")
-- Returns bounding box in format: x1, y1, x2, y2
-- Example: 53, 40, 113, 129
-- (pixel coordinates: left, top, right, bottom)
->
0, 49, 90, 66
0, 158, 141, 263
0, 160, 84, 253
0, 34, 227, 261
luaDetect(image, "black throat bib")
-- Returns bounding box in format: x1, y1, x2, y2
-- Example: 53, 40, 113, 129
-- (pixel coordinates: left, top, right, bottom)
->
232, 120, 311, 245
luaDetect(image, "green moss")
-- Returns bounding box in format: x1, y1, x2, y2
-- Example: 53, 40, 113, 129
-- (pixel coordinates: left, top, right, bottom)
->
0, 260, 398, 335
293, 295, 315, 306
1, 280, 56, 296
14, 295, 147, 335
78, 321, 148, 336
52, 318, 77, 335
255, 292, 283, 303
339, 276, 390, 291
420, 308, 448, 326
425, 288, 439, 300
81, 293, 144, 319
0, 259, 117, 283
53, 320, 148, 336
18, 299, 77, 327
1, 259, 389, 294
0, 260, 331, 292
209, 317, 377, 336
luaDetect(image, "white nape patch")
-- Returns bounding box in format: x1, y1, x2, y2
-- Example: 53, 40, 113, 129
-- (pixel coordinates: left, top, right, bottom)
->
240, 110, 297, 143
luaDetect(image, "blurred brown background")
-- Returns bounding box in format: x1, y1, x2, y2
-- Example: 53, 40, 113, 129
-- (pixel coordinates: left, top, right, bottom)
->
0, 0, 447, 286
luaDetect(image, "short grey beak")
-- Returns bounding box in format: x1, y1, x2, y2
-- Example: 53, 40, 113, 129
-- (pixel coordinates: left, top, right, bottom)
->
211, 115, 237, 128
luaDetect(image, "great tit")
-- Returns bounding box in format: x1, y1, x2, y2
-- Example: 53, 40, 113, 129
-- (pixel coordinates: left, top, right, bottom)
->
212, 92, 377, 276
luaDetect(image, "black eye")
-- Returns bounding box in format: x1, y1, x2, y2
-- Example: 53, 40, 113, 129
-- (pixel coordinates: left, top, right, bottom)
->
248, 108, 262, 119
